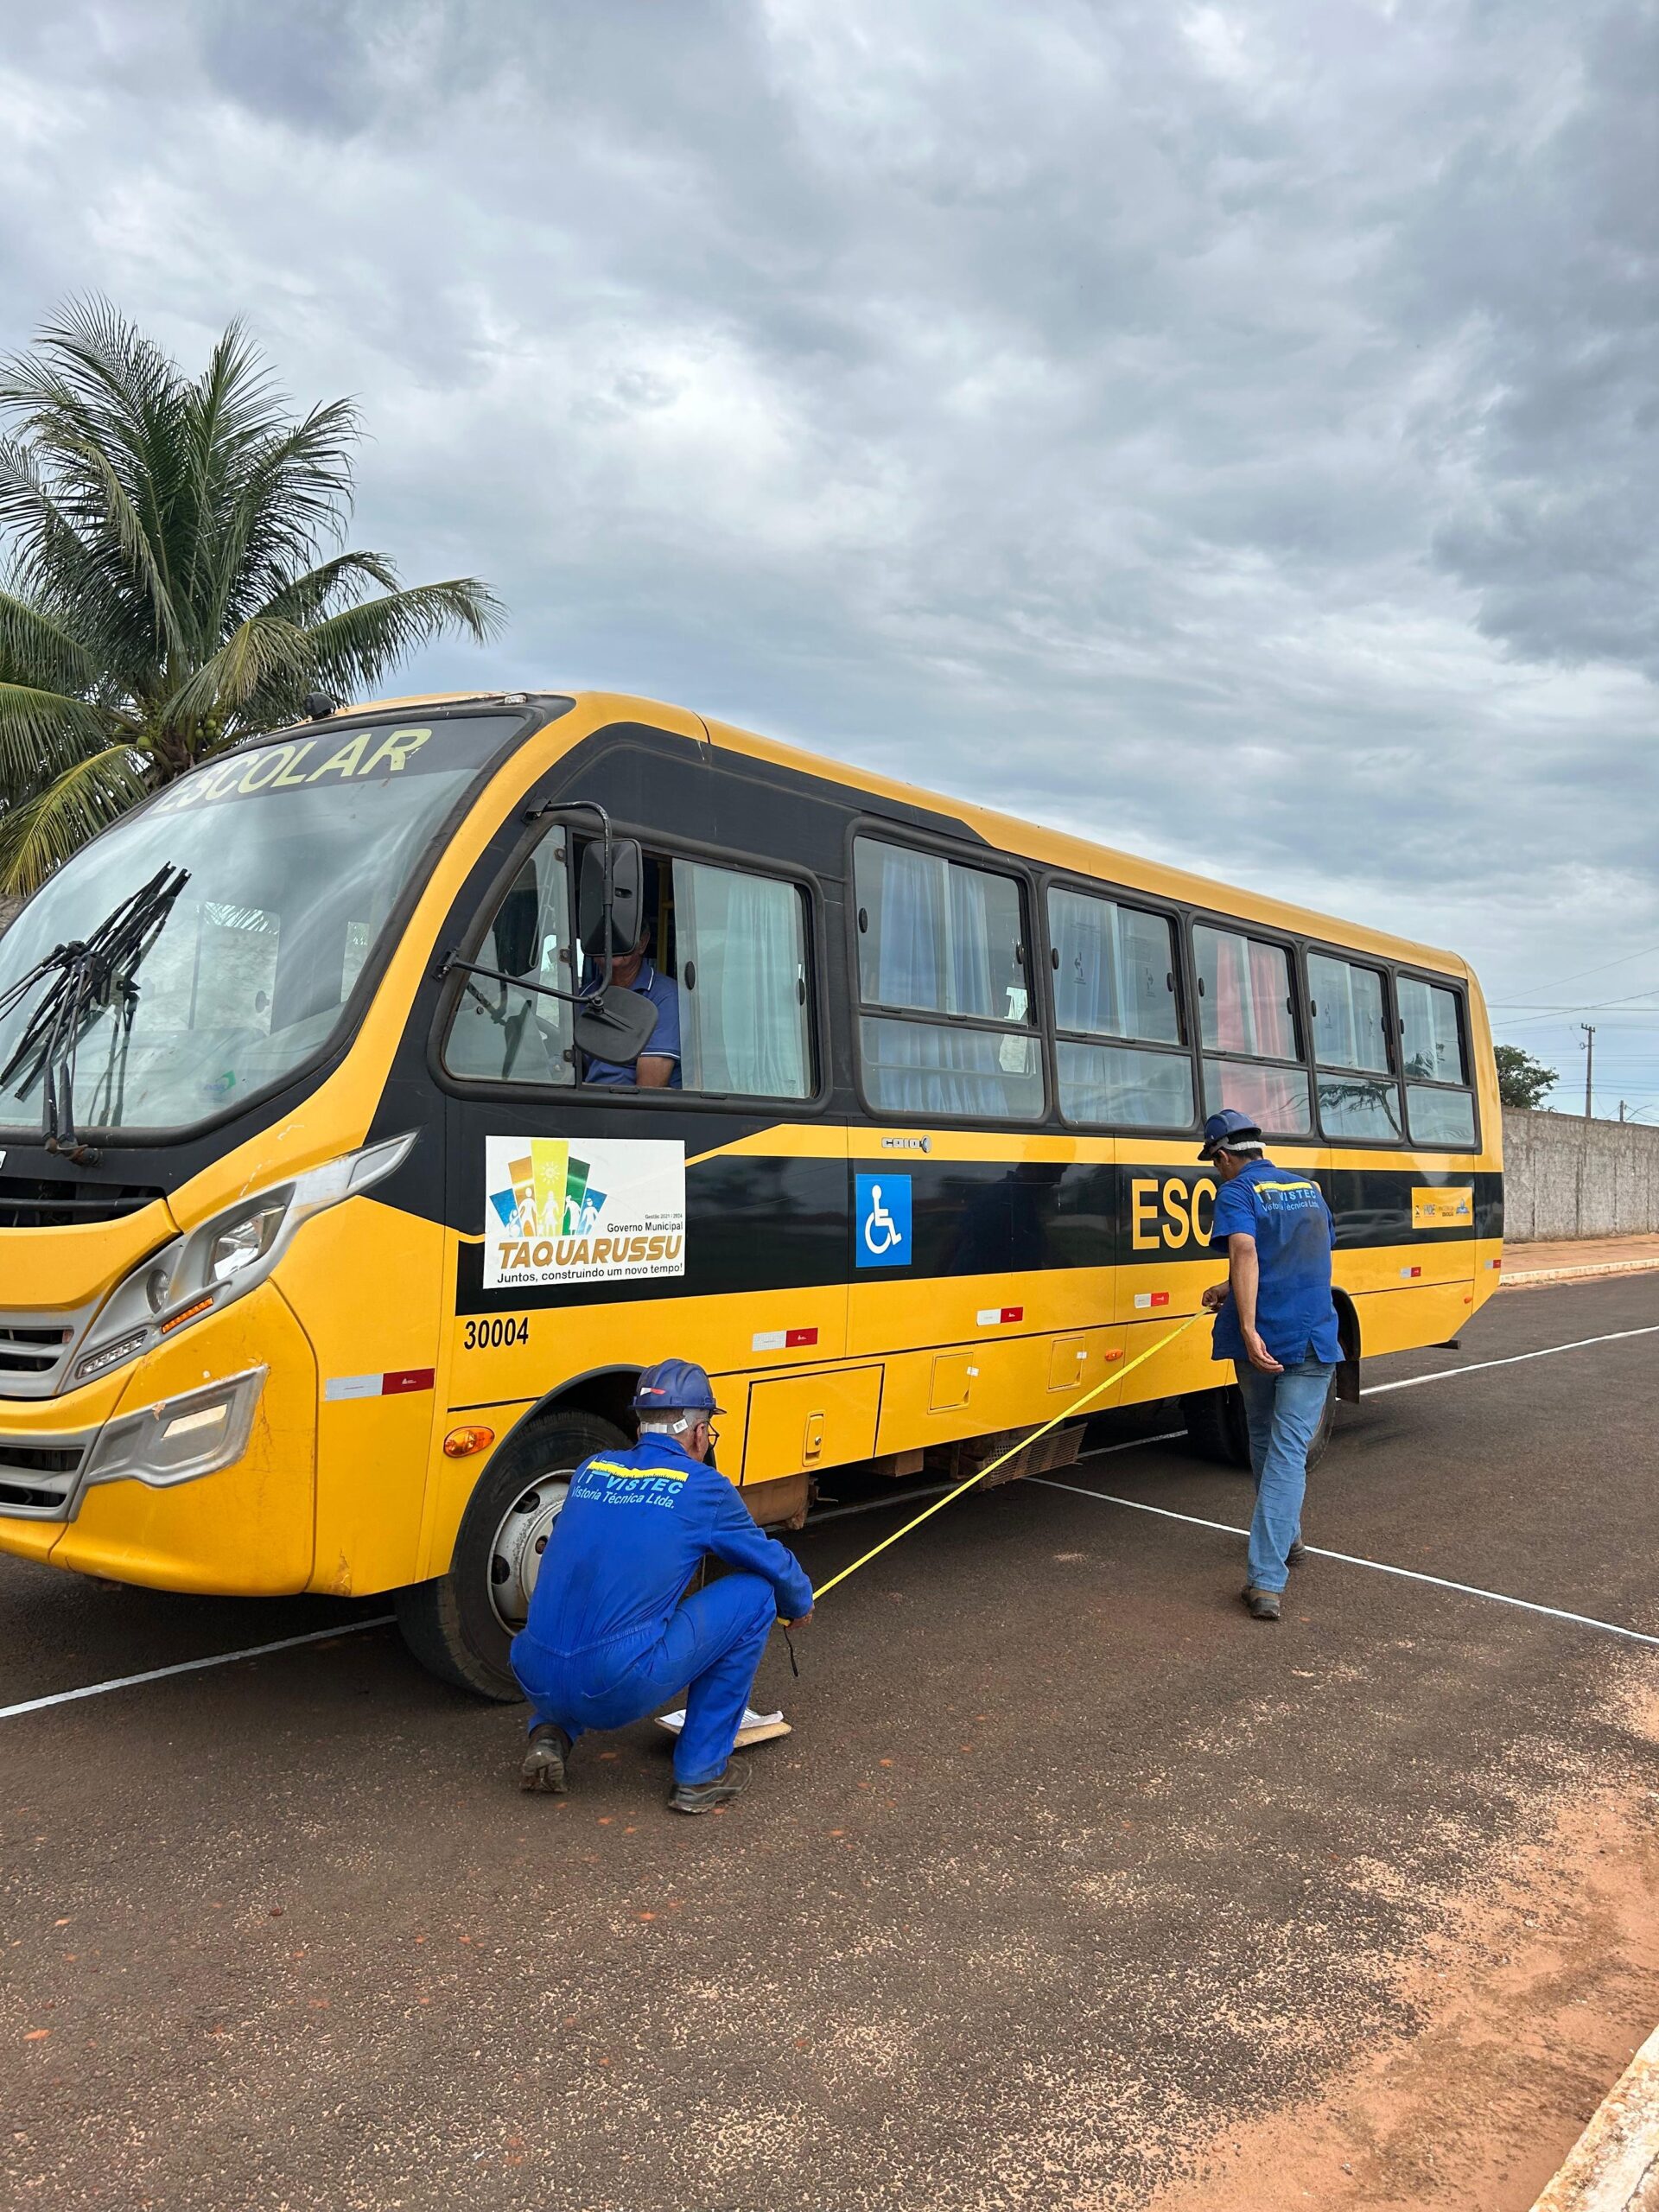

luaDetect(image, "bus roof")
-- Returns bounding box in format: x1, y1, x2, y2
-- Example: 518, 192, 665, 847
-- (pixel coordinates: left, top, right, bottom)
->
342, 686, 1470, 982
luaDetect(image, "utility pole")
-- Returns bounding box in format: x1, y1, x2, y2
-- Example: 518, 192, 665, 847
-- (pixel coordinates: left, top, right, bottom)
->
1580, 1023, 1595, 1120
1620, 1099, 1628, 1122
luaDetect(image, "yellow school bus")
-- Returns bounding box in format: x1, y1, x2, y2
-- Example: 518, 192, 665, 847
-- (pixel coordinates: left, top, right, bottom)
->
0, 691, 1501, 1694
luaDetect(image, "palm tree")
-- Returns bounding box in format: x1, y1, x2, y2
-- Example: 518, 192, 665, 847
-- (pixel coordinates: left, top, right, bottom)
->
0, 301, 504, 894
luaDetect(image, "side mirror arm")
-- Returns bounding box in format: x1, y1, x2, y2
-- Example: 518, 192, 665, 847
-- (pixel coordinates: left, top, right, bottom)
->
435, 952, 636, 1035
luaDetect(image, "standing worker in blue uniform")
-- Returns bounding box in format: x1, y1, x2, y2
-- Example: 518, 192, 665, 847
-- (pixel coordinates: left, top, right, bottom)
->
1198, 1109, 1340, 1621
510, 1360, 815, 1812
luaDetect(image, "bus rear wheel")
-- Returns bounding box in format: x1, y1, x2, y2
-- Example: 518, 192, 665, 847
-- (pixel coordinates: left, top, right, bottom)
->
394, 1407, 629, 1700
1180, 1383, 1252, 1468
1179, 1375, 1338, 1473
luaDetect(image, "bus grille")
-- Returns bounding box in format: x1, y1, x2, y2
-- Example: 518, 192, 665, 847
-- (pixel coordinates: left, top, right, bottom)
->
0, 1303, 101, 1400
0, 1176, 168, 1230
0, 1430, 93, 1518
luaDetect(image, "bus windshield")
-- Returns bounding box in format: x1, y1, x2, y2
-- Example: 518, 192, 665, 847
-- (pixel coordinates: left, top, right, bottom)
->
0, 713, 521, 1137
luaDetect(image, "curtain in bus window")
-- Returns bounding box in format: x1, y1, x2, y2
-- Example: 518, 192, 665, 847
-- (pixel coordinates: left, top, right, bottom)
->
1310, 955, 1389, 1072
1201, 1055, 1312, 1134
1058, 1041, 1193, 1128
1196, 927, 1294, 1059
1052, 891, 1180, 1044
674, 862, 808, 1098
859, 843, 947, 1011
1051, 889, 1119, 1037
1399, 979, 1466, 1083
856, 841, 1027, 1026
861, 1016, 1043, 1119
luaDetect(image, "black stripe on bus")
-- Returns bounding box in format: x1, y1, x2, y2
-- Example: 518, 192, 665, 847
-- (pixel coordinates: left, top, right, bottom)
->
454, 1160, 1503, 1315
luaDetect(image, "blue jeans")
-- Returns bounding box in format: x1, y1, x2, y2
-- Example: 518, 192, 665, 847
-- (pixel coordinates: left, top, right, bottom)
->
511, 1571, 777, 1785
1235, 1357, 1335, 1593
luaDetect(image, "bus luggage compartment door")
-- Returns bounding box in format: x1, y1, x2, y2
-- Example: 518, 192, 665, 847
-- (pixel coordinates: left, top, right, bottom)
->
741, 1365, 883, 1484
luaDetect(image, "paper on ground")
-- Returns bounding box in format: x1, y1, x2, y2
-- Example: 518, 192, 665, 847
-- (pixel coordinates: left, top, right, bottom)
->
656, 1705, 791, 1746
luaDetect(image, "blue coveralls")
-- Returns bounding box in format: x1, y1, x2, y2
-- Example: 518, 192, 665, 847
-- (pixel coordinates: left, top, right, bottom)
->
510, 1433, 815, 1785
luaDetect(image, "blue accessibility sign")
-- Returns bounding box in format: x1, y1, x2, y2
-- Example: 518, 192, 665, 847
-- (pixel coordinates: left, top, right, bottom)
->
855, 1173, 912, 1268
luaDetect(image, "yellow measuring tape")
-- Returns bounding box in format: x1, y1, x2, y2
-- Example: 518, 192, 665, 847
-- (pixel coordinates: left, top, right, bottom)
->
810, 1310, 1205, 1603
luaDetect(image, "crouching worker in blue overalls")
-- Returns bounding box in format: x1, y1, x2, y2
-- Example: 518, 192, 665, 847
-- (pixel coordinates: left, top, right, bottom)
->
509, 1361, 816, 1815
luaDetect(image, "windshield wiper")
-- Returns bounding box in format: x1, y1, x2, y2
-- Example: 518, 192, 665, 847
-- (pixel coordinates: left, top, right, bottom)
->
0, 862, 190, 1164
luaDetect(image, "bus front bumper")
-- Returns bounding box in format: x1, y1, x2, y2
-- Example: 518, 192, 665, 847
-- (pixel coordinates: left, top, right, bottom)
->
0, 1284, 318, 1594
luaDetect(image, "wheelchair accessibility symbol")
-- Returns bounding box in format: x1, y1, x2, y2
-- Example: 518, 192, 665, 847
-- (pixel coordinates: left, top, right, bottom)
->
855, 1173, 912, 1268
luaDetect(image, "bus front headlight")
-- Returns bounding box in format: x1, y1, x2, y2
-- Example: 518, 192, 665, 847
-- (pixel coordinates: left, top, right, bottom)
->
207, 1198, 290, 1284
71, 1131, 418, 1389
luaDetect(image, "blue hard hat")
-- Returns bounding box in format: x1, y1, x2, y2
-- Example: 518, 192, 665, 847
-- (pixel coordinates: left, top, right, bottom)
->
1198, 1107, 1263, 1162
632, 1358, 723, 1416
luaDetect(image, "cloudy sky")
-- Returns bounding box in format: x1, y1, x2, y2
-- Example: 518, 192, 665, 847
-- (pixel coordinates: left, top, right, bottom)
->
2, 0, 1656, 1112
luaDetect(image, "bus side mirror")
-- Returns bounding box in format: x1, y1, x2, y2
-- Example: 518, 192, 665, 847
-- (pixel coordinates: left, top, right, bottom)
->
578, 837, 644, 957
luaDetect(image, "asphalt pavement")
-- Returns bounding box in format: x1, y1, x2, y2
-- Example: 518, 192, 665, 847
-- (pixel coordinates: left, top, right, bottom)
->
4, 1275, 1658, 2212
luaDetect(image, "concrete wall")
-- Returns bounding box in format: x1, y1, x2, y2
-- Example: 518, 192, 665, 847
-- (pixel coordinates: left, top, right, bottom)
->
1503, 1108, 1659, 1243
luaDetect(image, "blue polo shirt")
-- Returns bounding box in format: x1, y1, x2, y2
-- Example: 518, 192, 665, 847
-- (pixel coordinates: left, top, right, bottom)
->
582, 958, 682, 1087
1209, 1158, 1340, 1367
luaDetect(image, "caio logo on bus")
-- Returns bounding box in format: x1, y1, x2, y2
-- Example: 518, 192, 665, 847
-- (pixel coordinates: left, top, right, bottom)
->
1128, 1171, 1217, 1254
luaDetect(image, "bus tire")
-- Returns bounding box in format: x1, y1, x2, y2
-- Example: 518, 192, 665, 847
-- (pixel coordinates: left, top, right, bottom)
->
1303, 1372, 1338, 1473
1180, 1374, 1338, 1474
394, 1407, 630, 1701
1179, 1384, 1252, 1469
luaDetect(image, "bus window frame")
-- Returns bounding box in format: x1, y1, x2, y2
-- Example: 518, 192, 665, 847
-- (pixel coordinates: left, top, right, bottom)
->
846, 818, 1049, 1128
1391, 963, 1481, 1152
1301, 938, 1408, 1150
1187, 909, 1317, 1141
1036, 866, 1199, 1136
431, 802, 832, 1116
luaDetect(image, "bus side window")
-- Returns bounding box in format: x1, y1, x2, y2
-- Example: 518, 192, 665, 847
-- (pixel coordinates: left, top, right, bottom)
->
853, 838, 1043, 1121
1193, 924, 1312, 1135
1397, 976, 1477, 1146
1309, 951, 1402, 1142
442, 831, 574, 1087
1049, 887, 1193, 1129
672, 861, 812, 1099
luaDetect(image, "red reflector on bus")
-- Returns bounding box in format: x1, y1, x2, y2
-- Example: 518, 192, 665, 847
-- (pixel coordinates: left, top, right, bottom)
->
1001, 1306, 1023, 1324
382, 1368, 435, 1395
1150, 1292, 1170, 1306
785, 1327, 818, 1347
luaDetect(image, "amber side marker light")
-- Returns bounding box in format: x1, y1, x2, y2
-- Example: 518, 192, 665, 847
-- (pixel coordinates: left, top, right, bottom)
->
159, 1296, 216, 1336
443, 1426, 496, 1458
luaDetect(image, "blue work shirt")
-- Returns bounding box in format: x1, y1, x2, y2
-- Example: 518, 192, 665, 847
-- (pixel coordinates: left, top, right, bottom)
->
1209, 1158, 1341, 1367
513, 1432, 814, 1662
582, 958, 681, 1087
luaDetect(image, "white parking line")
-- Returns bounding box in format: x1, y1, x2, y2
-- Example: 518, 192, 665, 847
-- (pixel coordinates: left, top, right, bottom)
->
1366, 1321, 1659, 1396
0, 1615, 395, 1722
1032, 1482, 1659, 1649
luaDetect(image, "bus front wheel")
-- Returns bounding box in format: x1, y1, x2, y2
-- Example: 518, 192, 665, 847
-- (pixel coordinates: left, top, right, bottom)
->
394, 1407, 630, 1700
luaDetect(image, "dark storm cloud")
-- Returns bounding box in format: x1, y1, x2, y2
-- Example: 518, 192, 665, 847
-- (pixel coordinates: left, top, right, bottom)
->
1, 0, 1656, 1103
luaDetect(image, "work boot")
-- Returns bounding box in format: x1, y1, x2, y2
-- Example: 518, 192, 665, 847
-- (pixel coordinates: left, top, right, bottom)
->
519, 1721, 572, 1794
1241, 1586, 1282, 1621
668, 1760, 752, 1815
1287, 1540, 1307, 1567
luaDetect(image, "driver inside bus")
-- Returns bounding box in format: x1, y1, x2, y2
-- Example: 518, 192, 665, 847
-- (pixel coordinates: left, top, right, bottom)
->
582, 921, 680, 1088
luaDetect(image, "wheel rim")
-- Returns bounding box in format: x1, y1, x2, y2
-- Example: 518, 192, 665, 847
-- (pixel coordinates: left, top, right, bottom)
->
487, 1470, 574, 1632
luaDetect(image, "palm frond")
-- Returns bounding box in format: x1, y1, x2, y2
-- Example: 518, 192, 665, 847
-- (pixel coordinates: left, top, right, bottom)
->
254, 550, 402, 626
162, 615, 310, 725
0, 741, 152, 897
0, 681, 119, 798
299, 579, 505, 701
0, 591, 97, 693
